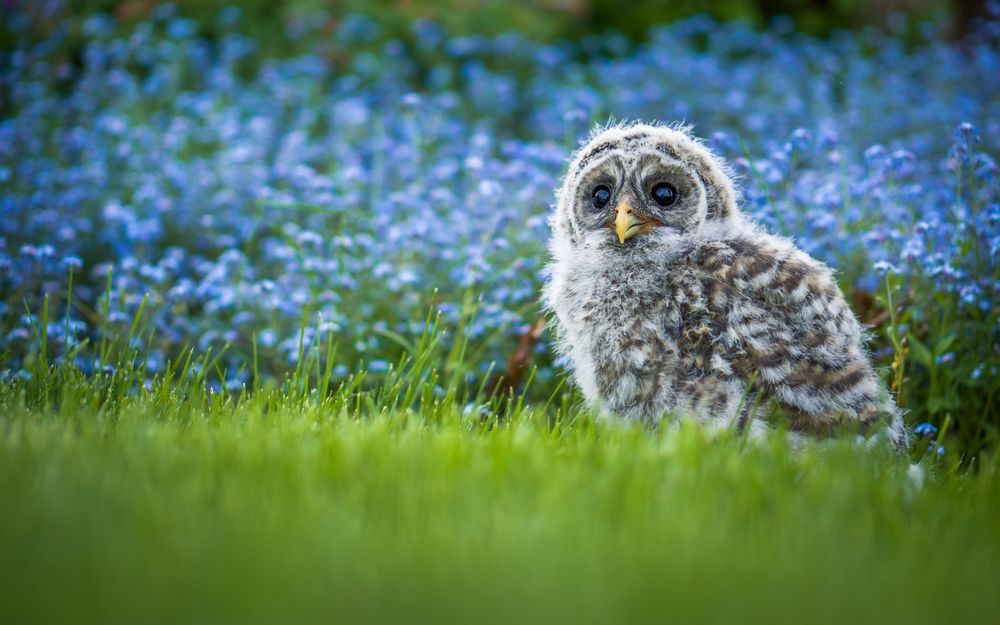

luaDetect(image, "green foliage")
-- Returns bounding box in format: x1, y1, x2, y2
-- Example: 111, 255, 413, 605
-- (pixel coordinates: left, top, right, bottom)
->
6, 0, 972, 58
3, 271, 998, 622
869, 136, 1000, 460
1, 327, 999, 624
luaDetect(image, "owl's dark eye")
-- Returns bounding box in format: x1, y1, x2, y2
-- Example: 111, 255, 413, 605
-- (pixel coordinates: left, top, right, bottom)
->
591, 185, 612, 209
651, 182, 679, 207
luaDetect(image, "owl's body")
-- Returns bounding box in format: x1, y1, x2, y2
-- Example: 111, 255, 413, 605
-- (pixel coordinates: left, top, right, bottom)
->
544, 122, 906, 447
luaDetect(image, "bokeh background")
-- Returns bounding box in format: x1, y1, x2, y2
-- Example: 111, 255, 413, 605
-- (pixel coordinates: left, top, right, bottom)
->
6, 0, 993, 44
1, 0, 997, 454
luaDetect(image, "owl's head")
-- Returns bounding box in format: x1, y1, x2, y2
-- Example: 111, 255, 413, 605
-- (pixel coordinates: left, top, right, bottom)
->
553, 122, 739, 249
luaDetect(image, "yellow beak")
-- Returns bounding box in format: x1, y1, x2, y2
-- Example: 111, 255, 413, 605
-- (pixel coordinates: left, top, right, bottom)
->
614, 199, 645, 244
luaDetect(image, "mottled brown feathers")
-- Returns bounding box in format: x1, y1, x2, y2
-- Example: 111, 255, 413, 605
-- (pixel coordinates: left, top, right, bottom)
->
544, 122, 908, 448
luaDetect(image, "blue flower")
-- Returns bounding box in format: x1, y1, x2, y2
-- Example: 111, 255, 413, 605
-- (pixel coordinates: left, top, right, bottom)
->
873, 261, 898, 276
0, 3, 996, 388
955, 122, 979, 143
935, 353, 956, 365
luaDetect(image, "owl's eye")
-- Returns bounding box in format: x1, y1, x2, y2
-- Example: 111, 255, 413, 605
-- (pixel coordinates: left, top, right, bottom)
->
591, 185, 612, 209
651, 182, 679, 207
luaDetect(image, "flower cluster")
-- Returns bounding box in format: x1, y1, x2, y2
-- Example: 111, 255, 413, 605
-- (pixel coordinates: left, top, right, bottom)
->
1, 3, 997, 392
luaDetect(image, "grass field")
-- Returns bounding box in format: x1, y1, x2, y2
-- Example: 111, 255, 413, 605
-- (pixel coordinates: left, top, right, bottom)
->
2, 356, 999, 625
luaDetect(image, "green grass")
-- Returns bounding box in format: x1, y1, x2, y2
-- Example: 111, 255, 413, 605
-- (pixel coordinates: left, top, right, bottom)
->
2, 354, 999, 625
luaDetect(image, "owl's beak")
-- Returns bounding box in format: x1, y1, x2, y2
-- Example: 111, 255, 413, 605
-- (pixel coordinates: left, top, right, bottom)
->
614, 199, 649, 244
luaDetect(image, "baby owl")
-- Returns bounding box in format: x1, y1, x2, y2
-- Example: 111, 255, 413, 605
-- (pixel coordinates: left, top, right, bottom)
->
544, 122, 907, 448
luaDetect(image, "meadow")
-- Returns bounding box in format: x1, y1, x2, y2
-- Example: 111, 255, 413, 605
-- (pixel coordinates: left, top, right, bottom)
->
1, 2, 998, 622
2, 362, 999, 624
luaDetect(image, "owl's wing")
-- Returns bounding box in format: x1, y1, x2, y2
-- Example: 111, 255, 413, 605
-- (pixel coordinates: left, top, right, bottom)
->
698, 235, 887, 429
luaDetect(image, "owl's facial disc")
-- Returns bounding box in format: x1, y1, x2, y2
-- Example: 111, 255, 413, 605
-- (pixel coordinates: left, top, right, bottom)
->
614, 198, 659, 243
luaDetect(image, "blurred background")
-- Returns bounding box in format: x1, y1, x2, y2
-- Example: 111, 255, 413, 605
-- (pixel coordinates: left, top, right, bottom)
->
3, 0, 993, 53
1, 0, 996, 455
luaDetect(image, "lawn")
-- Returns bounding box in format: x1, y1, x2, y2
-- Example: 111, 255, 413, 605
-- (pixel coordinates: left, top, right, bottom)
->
2, 367, 999, 625
1, 2, 999, 622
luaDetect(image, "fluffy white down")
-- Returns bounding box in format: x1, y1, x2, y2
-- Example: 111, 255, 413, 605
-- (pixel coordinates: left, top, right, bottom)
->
542, 122, 907, 448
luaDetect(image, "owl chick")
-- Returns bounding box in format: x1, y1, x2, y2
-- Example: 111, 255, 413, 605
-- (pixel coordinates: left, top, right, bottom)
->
543, 122, 907, 448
